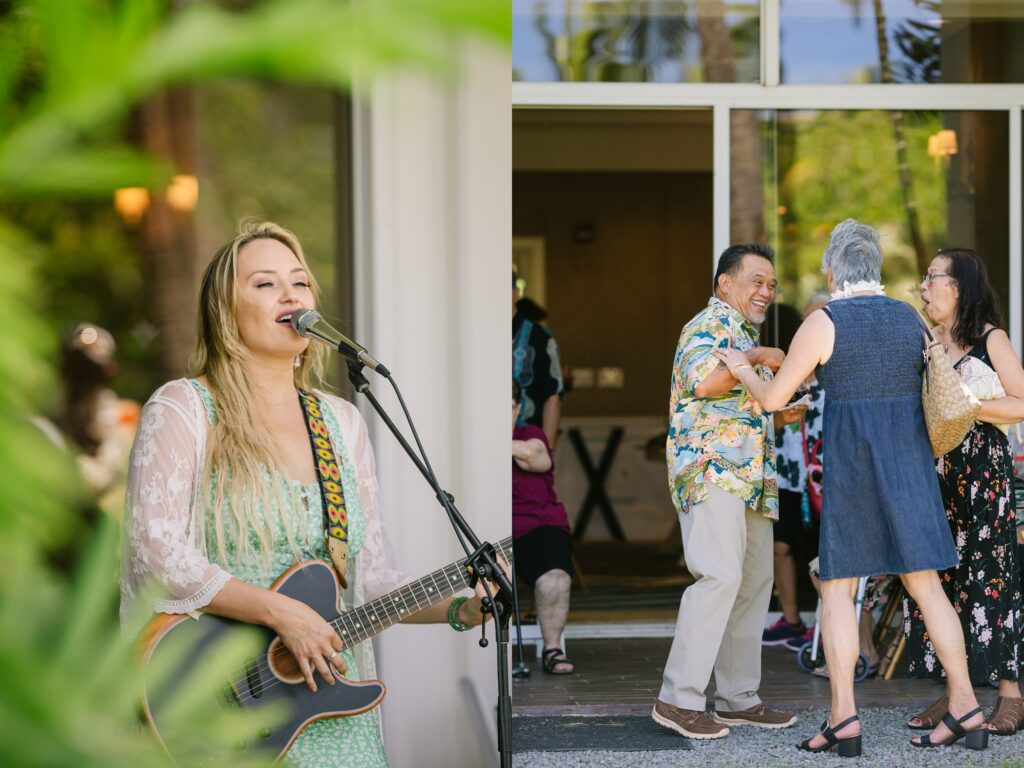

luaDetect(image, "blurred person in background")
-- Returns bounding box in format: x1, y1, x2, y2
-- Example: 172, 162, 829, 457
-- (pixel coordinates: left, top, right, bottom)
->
763, 296, 828, 649
57, 323, 139, 513
513, 272, 564, 447
512, 378, 574, 674
904, 248, 1024, 736
120, 221, 493, 768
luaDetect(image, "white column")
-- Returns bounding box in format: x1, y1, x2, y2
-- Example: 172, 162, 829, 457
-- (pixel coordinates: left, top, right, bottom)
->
355, 40, 510, 768
761, 0, 780, 88
713, 103, 731, 271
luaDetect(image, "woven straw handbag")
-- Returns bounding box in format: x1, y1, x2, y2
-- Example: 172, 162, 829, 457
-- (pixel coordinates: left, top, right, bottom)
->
919, 324, 981, 458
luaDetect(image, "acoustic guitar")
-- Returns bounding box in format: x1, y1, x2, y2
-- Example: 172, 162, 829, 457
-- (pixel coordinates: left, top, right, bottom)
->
139, 537, 512, 762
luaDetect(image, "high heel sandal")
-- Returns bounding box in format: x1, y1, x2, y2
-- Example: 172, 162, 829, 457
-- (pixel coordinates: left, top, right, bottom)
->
796, 715, 862, 758
911, 707, 988, 750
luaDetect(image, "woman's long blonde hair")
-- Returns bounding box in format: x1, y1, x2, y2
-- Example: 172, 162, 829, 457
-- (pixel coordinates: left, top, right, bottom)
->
191, 220, 329, 570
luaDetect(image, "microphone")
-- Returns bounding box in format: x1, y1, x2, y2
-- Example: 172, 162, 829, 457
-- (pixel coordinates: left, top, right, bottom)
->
290, 308, 390, 377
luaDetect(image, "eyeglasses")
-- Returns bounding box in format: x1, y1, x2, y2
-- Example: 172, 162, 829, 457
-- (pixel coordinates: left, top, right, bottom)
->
921, 273, 955, 285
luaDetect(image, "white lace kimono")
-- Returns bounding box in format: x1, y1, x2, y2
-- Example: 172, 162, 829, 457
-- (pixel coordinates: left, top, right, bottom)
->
120, 379, 407, 766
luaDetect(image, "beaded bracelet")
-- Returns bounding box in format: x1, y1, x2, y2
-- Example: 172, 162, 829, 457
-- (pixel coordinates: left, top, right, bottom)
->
447, 596, 472, 632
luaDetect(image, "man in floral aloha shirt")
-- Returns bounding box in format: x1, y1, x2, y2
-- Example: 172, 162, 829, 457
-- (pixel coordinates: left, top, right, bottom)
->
652, 244, 797, 741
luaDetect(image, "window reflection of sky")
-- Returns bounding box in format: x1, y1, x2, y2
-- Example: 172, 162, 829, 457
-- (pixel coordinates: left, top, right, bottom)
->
781, 0, 939, 84
512, 0, 759, 83
513, 10, 557, 81
511, 0, 960, 84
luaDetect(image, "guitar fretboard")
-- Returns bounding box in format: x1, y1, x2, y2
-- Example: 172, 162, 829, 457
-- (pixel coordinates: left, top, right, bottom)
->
330, 537, 513, 646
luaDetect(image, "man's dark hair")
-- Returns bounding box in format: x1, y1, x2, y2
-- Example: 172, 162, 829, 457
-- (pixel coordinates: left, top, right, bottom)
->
713, 243, 774, 293
513, 378, 522, 403
515, 297, 547, 323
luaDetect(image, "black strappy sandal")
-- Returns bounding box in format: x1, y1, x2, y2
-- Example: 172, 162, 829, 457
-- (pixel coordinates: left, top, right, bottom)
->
911, 707, 988, 750
541, 647, 574, 675
796, 715, 862, 758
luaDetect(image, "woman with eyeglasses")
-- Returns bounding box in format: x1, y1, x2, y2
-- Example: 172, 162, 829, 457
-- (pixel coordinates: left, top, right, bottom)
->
904, 248, 1024, 737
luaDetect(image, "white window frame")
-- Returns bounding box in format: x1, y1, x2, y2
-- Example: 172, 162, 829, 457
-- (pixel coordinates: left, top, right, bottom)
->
512, 1, 1024, 355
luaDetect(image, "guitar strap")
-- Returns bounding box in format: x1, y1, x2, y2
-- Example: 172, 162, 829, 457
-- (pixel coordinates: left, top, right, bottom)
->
298, 390, 350, 588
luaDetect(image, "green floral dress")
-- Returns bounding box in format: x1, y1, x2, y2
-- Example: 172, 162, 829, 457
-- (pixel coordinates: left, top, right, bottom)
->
122, 379, 394, 768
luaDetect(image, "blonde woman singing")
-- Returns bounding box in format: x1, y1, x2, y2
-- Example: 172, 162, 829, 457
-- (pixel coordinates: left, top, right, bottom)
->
121, 221, 489, 767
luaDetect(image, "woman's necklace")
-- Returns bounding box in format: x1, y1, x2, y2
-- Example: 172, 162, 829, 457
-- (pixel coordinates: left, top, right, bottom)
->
935, 324, 966, 359
259, 390, 300, 407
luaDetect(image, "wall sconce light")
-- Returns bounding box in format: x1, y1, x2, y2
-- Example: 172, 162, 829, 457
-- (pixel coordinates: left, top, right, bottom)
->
927, 129, 958, 166
166, 174, 199, 212
114, 174, 199, 224
114, 187, 150, 224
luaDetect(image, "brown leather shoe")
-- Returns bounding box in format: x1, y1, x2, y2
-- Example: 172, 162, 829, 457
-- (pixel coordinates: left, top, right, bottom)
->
908, 695, 948, 730
713, 703, 797, 729
652, 699, 729, 739
985, 695, 1024, 736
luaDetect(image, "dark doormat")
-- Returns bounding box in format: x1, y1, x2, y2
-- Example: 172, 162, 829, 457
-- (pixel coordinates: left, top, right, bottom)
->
512, 716, 692, 752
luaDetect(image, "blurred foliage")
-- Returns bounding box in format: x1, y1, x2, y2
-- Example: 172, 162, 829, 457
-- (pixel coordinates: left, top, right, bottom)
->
192, 81, 338, 321
0, 199, 158, 403
765, 109, 947, 308
0, 515, 276, 768
0, 0, 509, 765
0, 0, 509, 404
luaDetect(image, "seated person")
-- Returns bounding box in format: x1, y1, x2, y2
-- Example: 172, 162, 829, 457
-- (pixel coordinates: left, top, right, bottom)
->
512, 378, 574, 674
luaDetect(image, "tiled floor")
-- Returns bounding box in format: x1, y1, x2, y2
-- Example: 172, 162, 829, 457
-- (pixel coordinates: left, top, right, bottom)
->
512, 639, 998, 716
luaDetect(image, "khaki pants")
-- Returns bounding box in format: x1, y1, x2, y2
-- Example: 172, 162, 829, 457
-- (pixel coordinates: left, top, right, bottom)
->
658, 483, 774, 712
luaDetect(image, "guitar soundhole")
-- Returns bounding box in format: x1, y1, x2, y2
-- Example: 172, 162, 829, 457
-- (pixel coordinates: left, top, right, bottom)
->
245, 658, 263, 699
266, 636, 305, 684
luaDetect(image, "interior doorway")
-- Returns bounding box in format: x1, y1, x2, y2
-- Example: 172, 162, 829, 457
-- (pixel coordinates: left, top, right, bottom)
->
513, 108, 714, 625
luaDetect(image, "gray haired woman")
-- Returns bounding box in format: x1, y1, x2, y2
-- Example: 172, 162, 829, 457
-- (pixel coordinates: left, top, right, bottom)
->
716, 219, 985, 755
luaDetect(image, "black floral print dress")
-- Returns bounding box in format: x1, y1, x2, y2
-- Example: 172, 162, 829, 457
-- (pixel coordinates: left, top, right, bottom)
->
904, 332, 1023, 685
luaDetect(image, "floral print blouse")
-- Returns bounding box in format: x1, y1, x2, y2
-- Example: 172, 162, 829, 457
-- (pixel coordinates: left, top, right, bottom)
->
775, 380, 824, 493
666, 297, 778, 519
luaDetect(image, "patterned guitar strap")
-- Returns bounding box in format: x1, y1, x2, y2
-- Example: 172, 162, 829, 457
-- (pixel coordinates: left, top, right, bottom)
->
298, 390, 349, 588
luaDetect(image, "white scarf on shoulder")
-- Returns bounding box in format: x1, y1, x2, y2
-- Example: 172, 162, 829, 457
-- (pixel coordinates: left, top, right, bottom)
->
830, 280, 886, 300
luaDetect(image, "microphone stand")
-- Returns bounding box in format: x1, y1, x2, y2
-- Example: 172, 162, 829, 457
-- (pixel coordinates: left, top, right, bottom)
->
510, 561, 531, 679
346, 363, 514, 768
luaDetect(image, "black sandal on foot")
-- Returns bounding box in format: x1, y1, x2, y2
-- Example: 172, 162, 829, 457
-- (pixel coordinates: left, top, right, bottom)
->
911, 707, 988, 750
541, 648, 574, 675
796, 715, 862, 757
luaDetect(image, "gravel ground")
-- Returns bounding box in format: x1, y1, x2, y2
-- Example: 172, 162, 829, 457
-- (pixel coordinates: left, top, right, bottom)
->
513, 708, 1024, 767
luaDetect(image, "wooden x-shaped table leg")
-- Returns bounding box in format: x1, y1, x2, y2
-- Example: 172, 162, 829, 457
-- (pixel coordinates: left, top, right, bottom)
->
568, 426, 626, 542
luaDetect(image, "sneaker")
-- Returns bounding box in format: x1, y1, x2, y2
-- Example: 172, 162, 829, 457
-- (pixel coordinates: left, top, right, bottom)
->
713, 704, 798, 729
762, 617, 807, 646
652, 700, 730, 740
784, 627, 816, 652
